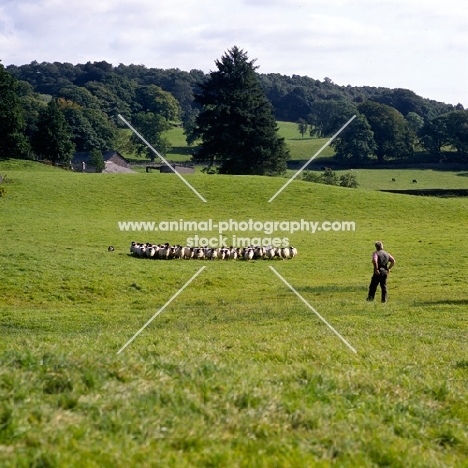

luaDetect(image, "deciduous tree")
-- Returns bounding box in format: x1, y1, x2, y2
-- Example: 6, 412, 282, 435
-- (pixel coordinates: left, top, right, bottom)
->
297, 118, 308, 137
446, 110, 468, 162
130, 111, 171, 161
332, 114, 377, 162
135, 85, 181, 121
419, 115, 449, 159
89, 148, 105, 172
32, 99, 75, 164
358, 101, 412, 162
0, 63, 30, 159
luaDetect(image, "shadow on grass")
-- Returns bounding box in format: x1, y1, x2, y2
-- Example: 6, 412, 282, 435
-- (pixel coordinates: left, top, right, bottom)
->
288, 137, 317, 141
413, 299, 468, 306
457, 172, 468, 177
381, 189, 468, 197
297, 285, 367, 294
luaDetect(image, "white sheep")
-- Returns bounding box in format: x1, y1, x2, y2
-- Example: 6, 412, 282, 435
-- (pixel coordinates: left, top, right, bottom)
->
243, 248, 254, 261
182, 246, 193, 259
280, 247, 291, 259
193, 247, 205, 259
158, 243, 171, 259
265, 247, 276, 259
173, 245, 183, 259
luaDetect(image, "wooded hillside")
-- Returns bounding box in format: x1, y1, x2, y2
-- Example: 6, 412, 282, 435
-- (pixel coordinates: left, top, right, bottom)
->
2, 59, 467, 165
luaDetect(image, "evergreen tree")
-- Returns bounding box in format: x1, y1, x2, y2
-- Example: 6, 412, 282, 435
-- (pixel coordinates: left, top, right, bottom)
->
89, 148, 105, 172
32, 99, 75, 164
191, 46, 289, 175
0, 62, 30, 159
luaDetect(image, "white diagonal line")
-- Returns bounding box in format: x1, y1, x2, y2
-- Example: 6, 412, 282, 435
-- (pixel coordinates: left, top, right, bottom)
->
118, 114, 207, 203
269, 266, 357, 354
117, 267, 206, 354
268, 115, 357, 203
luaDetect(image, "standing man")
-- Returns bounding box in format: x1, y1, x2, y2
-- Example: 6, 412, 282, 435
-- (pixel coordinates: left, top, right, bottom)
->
367, 241, 395, 303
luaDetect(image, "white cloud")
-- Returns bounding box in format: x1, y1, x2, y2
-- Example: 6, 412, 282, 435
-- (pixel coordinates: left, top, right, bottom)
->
1, 0, 467, 105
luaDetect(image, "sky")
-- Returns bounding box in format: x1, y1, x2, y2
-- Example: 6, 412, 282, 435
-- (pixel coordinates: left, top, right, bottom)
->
1, 0, 467, 106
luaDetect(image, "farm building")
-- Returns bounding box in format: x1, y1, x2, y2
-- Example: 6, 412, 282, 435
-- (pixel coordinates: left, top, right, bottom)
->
71, 151, 131, 173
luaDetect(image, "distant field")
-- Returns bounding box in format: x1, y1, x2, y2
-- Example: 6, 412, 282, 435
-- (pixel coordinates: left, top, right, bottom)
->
139, 121, 336, 163
0, 159, 467, 466
165, 125, 196, 162
299, 168, 468, 191
277, 121, 335, 161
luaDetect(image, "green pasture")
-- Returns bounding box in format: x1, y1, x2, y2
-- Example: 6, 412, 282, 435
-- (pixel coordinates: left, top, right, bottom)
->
133, 122, 335, 163
0, 159, 467, 466
300, 168, 468, 191
277, 121, 335, 161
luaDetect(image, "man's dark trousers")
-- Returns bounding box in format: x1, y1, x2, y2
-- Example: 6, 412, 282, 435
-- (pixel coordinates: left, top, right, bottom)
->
367, 268, 388, 302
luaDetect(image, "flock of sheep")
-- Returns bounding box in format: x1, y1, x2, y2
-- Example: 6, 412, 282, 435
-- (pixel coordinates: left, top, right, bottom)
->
130, 242, 298, 261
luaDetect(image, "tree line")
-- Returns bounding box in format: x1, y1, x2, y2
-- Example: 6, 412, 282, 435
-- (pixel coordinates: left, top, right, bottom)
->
299, 98, 468, 164
1, 49, 467, 173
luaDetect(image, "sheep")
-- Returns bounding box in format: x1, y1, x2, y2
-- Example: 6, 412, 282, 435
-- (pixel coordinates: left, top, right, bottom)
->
146, 245, 158, 258
158, 243, 171, 259
108, 246, 115, 252
229, 247, 238, 260
203, 247, 214, 260
280, 247, 291, 259
173, 245, 183, 259
254, 246, 265, 259
265, 247, 276, 259
167, 246, 177, 260
182, 246, 193, 259
129, 241, 297, 261
193, 247, 205, 259
136, 244, 147, 257
243, 248, 254, 261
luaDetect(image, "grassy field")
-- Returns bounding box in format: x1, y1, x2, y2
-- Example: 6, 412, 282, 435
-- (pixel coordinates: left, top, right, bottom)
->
301, 168, 468, 191
0, 159, 467, 466
145, 122, 335, 163
276, 121, 335, 161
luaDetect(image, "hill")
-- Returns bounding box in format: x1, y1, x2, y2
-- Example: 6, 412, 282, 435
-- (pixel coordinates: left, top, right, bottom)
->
0, 160, 467, 466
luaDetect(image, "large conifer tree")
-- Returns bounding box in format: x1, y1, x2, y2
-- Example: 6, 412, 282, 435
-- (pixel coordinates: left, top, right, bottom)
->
191, 46, 288, 175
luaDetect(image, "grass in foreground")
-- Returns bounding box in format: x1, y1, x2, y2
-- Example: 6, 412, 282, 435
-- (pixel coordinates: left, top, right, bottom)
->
0, 160, 467, 466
